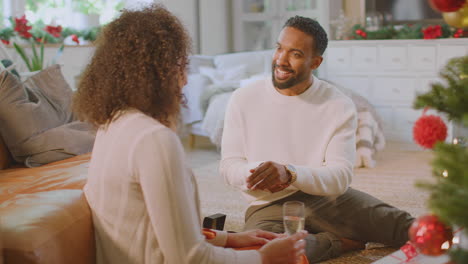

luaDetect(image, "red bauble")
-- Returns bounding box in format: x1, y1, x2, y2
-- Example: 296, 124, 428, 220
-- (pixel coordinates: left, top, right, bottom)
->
413, 114, 447, 149
408, 215, 453, 256
429, 0, 466, 12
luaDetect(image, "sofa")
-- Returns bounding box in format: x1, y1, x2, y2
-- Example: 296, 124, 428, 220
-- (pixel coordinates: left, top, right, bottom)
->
182, 50, 274, 147
0, 65, 96, 263
182, 49, 386, 168
0, 138, 94, 264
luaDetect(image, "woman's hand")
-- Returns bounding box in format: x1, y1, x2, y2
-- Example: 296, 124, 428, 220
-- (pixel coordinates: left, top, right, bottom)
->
259, 231, 308, 264
225, 229, 280, 248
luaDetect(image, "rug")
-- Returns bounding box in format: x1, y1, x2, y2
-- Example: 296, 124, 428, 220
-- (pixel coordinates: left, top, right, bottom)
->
186, 138, 433, 263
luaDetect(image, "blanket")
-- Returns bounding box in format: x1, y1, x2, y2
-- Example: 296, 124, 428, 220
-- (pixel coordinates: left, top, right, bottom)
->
199, 80, 385, 168
334, 83, 386, 168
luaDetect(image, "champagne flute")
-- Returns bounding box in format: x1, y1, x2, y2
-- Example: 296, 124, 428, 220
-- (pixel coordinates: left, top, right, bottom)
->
283, 201, 305, 235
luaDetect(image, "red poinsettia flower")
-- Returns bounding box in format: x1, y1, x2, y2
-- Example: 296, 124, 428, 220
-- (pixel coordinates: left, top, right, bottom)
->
453, 29, 465, 38
71, 34, 80, 44
355, 29, 367, 39
1, 39, 10, 45
422, 25, 442, 39
14, 15, 33, 39
35, 37, 46, 43
45, 25, 63, 38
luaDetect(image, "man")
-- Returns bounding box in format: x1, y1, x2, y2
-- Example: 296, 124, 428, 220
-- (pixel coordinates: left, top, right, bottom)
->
220, 16, 414, 263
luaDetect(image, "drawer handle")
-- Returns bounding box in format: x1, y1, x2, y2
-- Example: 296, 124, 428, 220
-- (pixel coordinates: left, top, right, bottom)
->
364, 57, 373, 63
392, 88, 400, 94
337, 58, 345, 62
392, 57, 401, 62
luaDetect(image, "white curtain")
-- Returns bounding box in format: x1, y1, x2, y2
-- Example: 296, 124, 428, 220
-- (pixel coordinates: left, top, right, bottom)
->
3, 0, 26, 25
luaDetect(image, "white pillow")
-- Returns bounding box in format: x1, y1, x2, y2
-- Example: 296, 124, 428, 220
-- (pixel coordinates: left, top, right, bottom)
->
188, 55, 215, 74
240, 73, 269, 88
214, 49, 274, 76
199, 64, 247, 86
181, 73, 212, 124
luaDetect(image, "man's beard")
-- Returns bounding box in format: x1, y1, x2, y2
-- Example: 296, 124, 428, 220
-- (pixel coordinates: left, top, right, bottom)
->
271, 64, 308, 90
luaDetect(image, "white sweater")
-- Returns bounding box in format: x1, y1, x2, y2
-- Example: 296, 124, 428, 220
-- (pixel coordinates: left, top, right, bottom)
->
220, 76, 357, 206
84, 110, 260, 264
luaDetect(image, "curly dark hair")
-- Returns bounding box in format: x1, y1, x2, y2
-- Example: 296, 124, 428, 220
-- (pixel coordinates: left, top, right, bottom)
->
283, 16, 328, 56
73, 4, 191, 128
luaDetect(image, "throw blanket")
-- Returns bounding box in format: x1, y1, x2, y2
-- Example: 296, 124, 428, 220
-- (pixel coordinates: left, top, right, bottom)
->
200, 83, 238, 115
334, 83, 386, 168
199, 81, 385, 168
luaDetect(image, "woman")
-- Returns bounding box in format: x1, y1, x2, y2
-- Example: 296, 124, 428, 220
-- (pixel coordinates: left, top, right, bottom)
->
73, 4, 306, 264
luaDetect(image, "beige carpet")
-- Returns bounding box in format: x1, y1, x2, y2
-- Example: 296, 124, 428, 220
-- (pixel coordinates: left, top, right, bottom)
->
185, 137, 434, 263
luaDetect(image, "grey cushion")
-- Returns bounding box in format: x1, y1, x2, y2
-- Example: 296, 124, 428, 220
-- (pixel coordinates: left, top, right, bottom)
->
0, 65, 95, 167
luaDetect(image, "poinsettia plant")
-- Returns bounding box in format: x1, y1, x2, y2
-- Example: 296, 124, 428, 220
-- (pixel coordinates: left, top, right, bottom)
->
0, 15, 90, 72
9, 15, 71, 72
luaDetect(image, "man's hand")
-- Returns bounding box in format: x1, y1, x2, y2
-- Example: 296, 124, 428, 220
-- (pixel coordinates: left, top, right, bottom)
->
247, 161, 290, 192
225, 229, 281, 248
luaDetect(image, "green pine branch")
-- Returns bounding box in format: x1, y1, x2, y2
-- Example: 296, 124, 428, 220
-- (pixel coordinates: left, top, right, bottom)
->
417, 143, 468, 230
412, 54, 468, 264
414, 56, 468, 126
450, 246, 468, 264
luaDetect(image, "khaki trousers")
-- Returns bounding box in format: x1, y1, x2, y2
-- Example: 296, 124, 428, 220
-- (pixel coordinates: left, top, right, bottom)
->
244, 188, 414, 263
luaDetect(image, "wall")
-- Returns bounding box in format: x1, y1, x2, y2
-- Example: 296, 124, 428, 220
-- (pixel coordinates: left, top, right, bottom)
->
125, 0, 199, 52
156, 0, 199, 53
123, 0, 232, 55
199, 0, 231, 55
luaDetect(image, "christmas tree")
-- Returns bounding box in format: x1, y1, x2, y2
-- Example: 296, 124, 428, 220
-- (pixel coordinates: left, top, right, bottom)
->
413, 55, 468, 264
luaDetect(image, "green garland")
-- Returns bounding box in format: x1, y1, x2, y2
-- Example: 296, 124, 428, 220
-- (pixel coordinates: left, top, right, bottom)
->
414, 56, 468, 264
349, 23, 465, 40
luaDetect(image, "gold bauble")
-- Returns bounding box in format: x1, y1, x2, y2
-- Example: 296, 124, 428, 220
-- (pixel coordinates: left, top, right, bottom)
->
443, 5, 468, 28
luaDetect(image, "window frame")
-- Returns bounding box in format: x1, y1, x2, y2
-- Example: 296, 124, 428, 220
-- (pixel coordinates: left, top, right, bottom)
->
2, 0, 125, 28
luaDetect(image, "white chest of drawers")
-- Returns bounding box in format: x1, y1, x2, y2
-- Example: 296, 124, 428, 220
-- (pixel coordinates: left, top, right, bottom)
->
321, 39, 468, 143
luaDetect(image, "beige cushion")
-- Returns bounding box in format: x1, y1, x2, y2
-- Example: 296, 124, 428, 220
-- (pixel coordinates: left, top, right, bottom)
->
0, 65, 95, 167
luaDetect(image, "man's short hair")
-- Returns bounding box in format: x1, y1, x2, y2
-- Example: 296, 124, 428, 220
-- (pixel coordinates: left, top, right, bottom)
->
283, 16, 328, 56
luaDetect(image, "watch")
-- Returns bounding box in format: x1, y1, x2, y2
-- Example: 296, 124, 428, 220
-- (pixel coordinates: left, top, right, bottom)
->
284, 164, 297, 185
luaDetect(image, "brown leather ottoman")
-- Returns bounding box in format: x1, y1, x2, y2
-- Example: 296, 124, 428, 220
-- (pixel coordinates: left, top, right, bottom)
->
0, 154, 95, 264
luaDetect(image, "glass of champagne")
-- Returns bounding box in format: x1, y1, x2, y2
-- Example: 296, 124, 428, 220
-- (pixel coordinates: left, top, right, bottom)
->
283, 201, 305, 235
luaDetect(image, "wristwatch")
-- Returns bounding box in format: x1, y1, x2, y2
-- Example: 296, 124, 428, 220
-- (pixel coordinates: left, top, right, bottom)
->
284, 164, 297, 185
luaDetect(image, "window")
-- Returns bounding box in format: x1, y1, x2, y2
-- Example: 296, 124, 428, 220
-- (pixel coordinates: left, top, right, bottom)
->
2, 0, 124, 28
0, 1, 3, 26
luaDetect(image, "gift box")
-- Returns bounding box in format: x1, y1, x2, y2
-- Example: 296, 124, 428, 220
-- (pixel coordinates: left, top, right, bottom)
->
371, 245, 450, 264
373, 223, 467, 264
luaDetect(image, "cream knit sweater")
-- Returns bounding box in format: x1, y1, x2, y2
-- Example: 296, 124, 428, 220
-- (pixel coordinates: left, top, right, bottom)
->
220, 76, 358, 206
85, 110, 260, 264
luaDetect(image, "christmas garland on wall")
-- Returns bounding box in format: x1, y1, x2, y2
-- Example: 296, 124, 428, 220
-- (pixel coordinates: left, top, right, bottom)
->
348, 0, 468, 41
348, 23, 467, 40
